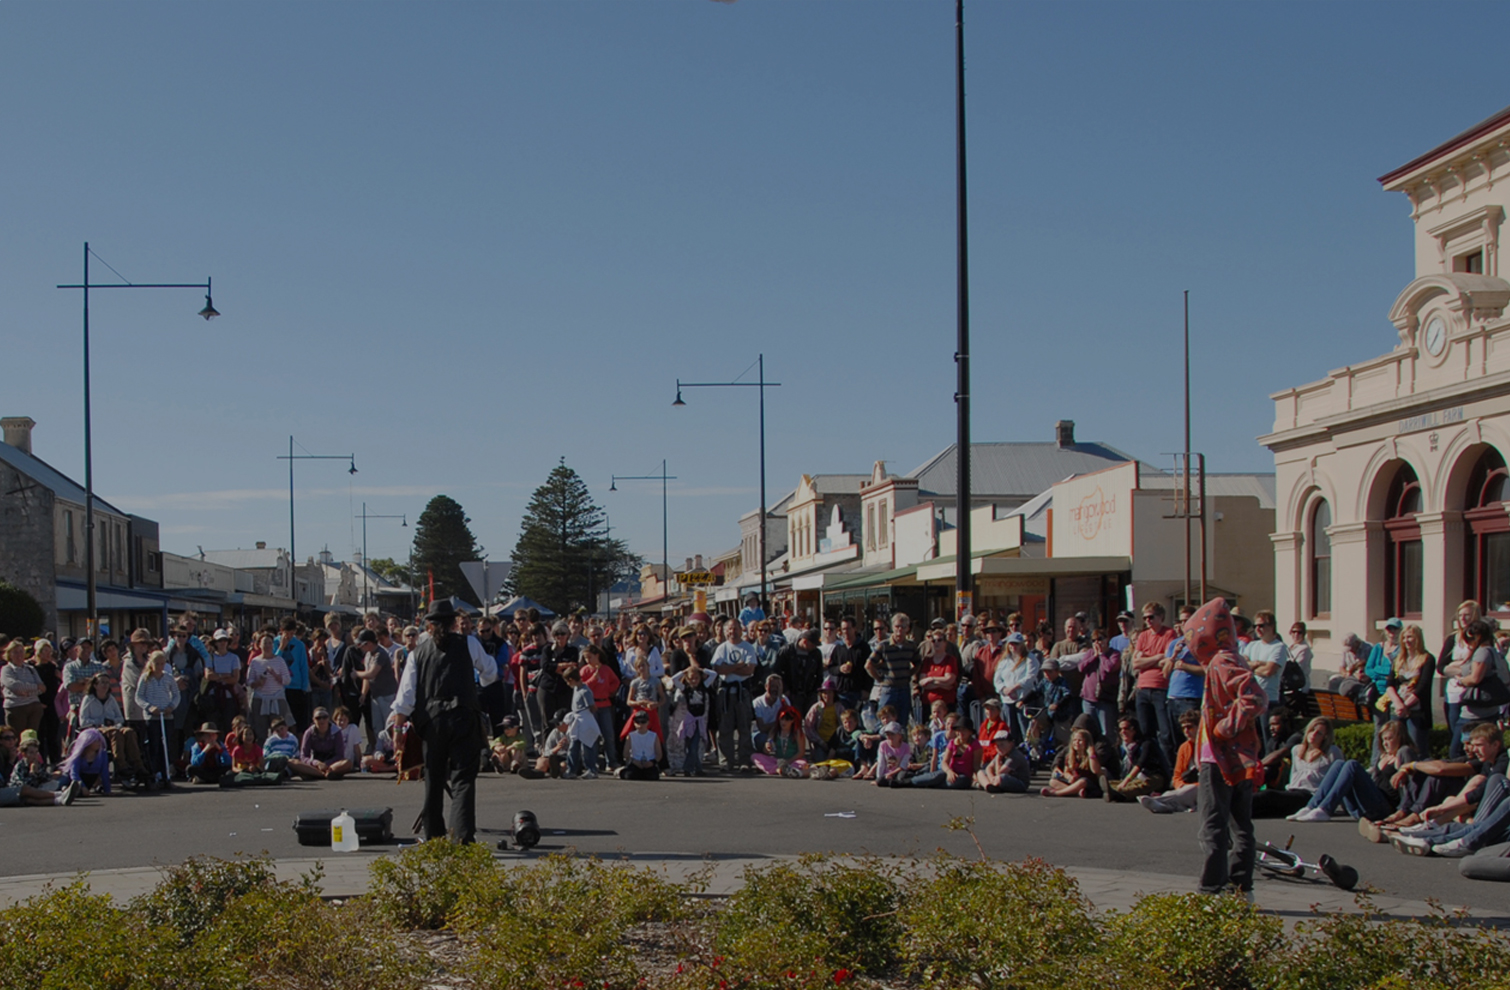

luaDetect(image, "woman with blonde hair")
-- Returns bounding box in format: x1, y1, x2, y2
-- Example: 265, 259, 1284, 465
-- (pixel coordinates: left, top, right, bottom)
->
1386, 624, 1434, 757
1439, 600, 1483, 759
1, 639, 45, 736
1041, 726, 1103, 798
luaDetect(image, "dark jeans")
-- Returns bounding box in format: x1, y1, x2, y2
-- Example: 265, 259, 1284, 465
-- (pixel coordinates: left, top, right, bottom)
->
1081, 699, 1117, 743
716, 685, 755, 769
1445, 701, 1465, 759
879, 687, 912, 730
1198, 764, 1255, 894
909, 770, 973, 789
420, 711, 483, 844
1436, 773, 1510, 851
1306, 759, 1392, 821
1136, 687, 1175, 769
984, 775, 1030, 794
286, 688, 310, 735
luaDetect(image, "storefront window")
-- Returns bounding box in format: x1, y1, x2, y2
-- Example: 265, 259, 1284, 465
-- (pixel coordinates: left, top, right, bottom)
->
1383, 463, 1423, 619
1310, 499, 1331, 617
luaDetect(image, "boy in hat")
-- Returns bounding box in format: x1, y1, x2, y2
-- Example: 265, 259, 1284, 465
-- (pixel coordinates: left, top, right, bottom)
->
188, 722, 231, 784
975, 729, 1031, 794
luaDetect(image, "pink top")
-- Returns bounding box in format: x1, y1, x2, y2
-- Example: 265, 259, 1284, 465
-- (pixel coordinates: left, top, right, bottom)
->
877, 739, 911, 778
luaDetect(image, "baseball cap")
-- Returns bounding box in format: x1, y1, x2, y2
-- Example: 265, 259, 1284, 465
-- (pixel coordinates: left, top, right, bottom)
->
1384, 617, 1404, 631
212, 629, 231, 641
993, 729, 1012, 742
1006, 632, 1026, 644
883, 721, 903, 735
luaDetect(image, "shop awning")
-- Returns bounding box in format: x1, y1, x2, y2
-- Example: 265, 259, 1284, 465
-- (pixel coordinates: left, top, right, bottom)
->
914, 554, 1131, 583
821, 564, 924, 593
57, 585, 172, 612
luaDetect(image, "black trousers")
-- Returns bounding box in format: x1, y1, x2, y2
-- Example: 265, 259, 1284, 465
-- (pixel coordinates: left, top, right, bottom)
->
420, 711, 484, 844
1198, 764, 1255, 894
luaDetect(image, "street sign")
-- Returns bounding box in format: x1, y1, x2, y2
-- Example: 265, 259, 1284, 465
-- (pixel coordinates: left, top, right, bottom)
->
677, 570, 717, 586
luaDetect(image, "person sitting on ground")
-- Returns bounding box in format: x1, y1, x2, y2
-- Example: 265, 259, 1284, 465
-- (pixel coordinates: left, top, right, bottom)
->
1290, 717, 1415, 825
1388, 733, 1510, 858
1106, 714, 1169, 802
619, 710, 663, 780
751, 674, 787, 754
261, 717, 300, 777
763, 706, 807, 775
975, 729, 1031, 794
1327, 633, 1372, 702
875, 721, 911, 787
623, 655, 667, 744
187, 723, 232, 785
77, 672, 149, 785
332, 707, 364, 768
227, 718, 263, 773
0, 728, 78, 807
802, 679, 846, 762
910, 719, 982, 789
1259, 710, 1300, 789
1254, 716, 1342, 818
851, 704, 894, 780
1043, 727, 1103, 798
6, 730, 81, 806
926, 698, 951, 740
1370, 722, 1508, 836
537, 710, 574, 778
62, 727, 112, 796
487, 715, 527, 775
1139, 707, 1204, 813
827, 707, 860, 766
295, 707, 353, 779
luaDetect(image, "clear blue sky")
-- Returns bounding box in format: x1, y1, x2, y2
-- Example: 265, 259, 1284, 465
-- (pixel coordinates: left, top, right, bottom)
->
3, 1, 1506, 577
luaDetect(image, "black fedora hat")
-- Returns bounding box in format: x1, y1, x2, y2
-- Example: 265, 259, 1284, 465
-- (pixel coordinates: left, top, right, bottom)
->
424, 600, 458, 624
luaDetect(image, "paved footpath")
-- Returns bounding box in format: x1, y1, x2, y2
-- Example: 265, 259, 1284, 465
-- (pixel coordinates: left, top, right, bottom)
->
1, 772, 1507, 923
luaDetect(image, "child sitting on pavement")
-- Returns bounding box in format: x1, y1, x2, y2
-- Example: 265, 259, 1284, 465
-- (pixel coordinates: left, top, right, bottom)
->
875, 721, 911, 787
488, 715, 528, 775
975, 729, 1031, 794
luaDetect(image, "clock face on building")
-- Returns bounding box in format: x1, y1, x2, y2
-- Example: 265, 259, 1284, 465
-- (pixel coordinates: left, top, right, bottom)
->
1424, 316, 1448, 357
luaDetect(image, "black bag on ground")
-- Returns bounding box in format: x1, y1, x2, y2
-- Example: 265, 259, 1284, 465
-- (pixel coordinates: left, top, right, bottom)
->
292, 807, 395, 846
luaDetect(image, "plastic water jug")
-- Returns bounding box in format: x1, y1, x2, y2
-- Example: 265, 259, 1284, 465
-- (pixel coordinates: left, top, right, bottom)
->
331, 809, 359, 852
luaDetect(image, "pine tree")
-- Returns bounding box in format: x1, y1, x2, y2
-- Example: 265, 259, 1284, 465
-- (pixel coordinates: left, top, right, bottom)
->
410, 495, 482, 603
509, 459, 637, 615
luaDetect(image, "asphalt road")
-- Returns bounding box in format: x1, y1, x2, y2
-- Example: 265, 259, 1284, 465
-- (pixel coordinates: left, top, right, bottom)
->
3, 771, 1507, 913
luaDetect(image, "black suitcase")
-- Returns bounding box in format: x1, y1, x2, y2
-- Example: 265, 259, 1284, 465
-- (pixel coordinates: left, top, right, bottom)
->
292, 807, 395, 846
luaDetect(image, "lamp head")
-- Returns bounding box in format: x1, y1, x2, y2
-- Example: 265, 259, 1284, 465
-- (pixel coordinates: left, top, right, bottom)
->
402, 516, 408, 527
348, 458, 358, 475
609, 479, 617, 492
672, 388, 685, 407
198, 296, 219, 321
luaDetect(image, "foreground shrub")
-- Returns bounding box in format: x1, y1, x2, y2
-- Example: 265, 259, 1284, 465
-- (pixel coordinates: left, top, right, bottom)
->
203, 884, 429, 990
1284, 898, 1510, 990
0, 880, 226, 990
700, 853, 902, 988
901, 856, 1099, 989
1100, 892, 1283, 990
450, 854, 686, 990
131, 854, 278, 944
367, 837, 497, 929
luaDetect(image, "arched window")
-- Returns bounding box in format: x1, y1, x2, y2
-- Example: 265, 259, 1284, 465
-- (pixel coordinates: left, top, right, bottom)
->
1465, 448, 1510, 613
1310, 499, 1332, 618
1384, 464, 1424, 618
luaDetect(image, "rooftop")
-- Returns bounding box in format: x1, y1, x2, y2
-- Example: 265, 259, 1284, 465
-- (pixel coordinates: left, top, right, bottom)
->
0, 438, 128, 516
1379, 102, 1510, 186
907, 441, 1161, 501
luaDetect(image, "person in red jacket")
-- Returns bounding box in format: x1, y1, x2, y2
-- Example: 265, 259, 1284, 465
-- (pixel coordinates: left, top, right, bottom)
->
1185, 597, 1268, 900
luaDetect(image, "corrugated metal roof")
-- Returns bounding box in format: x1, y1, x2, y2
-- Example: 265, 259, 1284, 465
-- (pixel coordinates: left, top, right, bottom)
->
906, 442, 1162, 501
1140, 472, 1276, 510
201, 548, 286, 570
810, 474, 870, 495
0, 439, 128, 515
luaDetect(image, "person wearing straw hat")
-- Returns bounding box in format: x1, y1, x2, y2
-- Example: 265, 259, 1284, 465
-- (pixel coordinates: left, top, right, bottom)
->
393, 599, 498, 843
188, 722, 231, 784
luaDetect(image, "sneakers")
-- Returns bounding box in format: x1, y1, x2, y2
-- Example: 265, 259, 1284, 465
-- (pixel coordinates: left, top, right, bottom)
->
1432, 838, 1474, 858
55, 781, 80, 806
1390, 834, 1433, 856
580, 770, 598, 780
1358, 818, 1385, 843
1291, 807, 1330, 823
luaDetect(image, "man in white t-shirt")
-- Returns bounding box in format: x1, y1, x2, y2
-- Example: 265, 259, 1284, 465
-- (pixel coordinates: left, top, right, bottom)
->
1241, 610, 1284, 743
710, 620, 760, 772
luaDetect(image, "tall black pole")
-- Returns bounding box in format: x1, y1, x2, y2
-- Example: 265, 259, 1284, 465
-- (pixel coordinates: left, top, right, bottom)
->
662, 459, 669, 591
759, 353, 769, 614
954, 0, 973, 623
288, 435, 297, 576
83, 243, 95, 634
1183, 290, 1191, 609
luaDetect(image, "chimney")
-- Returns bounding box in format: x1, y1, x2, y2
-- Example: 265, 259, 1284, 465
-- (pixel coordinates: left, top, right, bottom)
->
255, 541, 267, 550
1055, 419, 1076, 449
684, 557, 694, 572
694, 553, 704, 569
1, 417, 35, 455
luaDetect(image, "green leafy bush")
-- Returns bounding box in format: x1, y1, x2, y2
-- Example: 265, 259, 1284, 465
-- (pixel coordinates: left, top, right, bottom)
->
201, 884, 428, 990
1334, 722, 1452, 762
131, 855, 279, 944
702, 853, 901, 989
1100, 892, 1283, 990
366, 837, 497, 929
449, 854, 686, 990
901, 856, 1099, 989
0, 880, 228, 990
1284, 898, 1510, 990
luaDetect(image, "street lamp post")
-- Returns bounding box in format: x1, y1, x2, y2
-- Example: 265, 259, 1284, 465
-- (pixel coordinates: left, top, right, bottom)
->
953, 0, 975, 623
276, 437, 357, 605
609, 460, 676, 601
356, 503, 407, 612
57, 242, 219, 635
673, 355, 781, 613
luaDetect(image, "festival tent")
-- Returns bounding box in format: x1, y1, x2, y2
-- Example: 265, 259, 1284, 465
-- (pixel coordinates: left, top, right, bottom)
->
491, 595, 556, 619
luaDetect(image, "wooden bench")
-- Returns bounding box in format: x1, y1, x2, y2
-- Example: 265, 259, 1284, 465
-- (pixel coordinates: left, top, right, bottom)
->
1289, 688, 1372, 725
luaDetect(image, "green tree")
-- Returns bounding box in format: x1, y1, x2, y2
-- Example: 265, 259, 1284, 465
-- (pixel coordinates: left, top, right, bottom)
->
508, 459, 638, 615
367, 557, 411, 585
0, 581, 46, 638
410, 496, 482, 604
